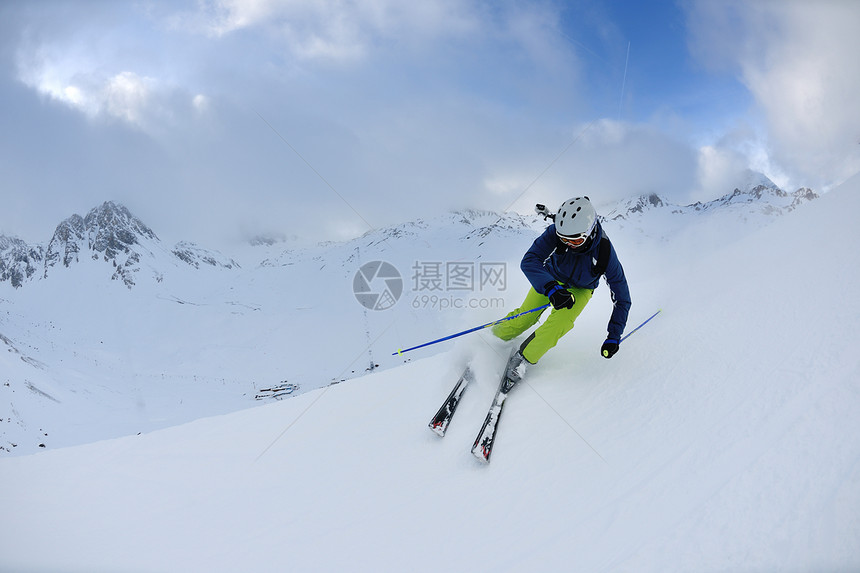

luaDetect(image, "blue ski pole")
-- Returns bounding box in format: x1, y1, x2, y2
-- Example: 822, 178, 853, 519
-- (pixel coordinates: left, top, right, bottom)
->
619, 309, 661, 343
393, 304, 551, 356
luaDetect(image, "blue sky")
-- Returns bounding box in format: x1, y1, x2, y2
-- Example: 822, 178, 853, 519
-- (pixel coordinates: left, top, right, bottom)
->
602, 2, 748, 124
1, 0, 858, 247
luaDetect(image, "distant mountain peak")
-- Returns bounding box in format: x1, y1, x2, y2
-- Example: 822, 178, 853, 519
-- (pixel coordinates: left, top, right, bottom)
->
40, 201, 160, 287
609, 193, 667, 218
2, 200, 239, 289
0, 235, 44, 288
83, 201, 158, 260
43, 214, 85, 271
737, 168, 779, 191
249, 233, 288, 247
172, 241, 240, 270
604, 172, 819, 232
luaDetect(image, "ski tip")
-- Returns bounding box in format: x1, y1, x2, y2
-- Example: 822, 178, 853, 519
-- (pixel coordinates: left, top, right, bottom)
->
470, 447, 491, 464
428, 424, 446, 437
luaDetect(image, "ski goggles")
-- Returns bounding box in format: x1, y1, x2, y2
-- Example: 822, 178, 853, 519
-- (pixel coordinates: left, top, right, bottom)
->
558, 220, 596, 248
559, 233, 588, 247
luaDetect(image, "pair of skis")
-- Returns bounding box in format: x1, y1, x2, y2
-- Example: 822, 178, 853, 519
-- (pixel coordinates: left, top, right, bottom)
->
425, 310, 661, 462
428, 359, 519, 463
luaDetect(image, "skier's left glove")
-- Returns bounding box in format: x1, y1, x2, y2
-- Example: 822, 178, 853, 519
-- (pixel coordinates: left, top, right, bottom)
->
601, 339, 619, 359
544, 282, 574, 310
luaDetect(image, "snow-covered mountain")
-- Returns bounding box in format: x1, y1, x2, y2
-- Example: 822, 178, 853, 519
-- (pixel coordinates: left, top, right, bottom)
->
1, 173, 857, 573
1, 174, 819, 291
1, 201, 238, 289
602, 172, 819, 241
0, 235, 43, 288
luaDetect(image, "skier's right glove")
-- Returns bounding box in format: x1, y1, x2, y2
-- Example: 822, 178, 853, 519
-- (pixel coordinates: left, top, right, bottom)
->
544, 282, 574, 310
601, 339, 620, 359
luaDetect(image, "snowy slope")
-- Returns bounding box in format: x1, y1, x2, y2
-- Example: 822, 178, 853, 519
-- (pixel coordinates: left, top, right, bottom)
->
1, 176, 858, 572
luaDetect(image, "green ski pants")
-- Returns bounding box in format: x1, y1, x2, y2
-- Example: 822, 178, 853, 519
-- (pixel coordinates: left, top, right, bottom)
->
492, 286, 593, 364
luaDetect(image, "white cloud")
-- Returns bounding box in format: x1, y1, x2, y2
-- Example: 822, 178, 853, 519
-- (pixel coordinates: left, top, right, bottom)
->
169, 0, 481, 61
685, 0, 860, 189
493, 119, 700, 214
60, 85, 86, 107
690, 121, 796, 200
104, 71, 155, 126
694, 145, 748, 201
192, 94, 210, 113
15, 43, 211, 135
17, 56, 97, 117
21, 64, 158, 129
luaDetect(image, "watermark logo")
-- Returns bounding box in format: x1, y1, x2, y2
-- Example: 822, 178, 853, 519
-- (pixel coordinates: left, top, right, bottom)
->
353, 261, 403, 311
411, 261, 507, 292
409, 261, 506, 310
353, 260, 507, 311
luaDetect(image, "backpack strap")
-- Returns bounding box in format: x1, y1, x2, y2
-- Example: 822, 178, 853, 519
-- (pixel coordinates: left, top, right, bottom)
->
592, 237, 612, 277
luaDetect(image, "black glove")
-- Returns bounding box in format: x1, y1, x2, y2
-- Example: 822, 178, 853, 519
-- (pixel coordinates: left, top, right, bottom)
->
544, 282, 574, 310
601, 339, 619, 359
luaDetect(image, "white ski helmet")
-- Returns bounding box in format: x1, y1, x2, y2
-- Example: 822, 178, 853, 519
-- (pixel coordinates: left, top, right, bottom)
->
555, 196, 597, 244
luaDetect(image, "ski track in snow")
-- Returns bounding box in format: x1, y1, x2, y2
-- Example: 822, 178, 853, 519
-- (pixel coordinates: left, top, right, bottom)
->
2, 178, 859, 572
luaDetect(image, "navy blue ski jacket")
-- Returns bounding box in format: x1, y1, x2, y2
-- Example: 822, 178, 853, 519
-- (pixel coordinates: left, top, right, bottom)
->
521, 223, 631, 341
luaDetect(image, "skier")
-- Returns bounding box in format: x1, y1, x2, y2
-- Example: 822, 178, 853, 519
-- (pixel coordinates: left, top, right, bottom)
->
492, 196, 631, 381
